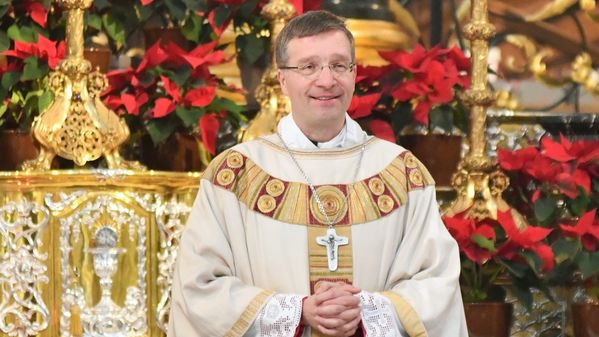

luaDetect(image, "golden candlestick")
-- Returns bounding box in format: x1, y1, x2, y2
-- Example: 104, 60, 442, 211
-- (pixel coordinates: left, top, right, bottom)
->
238, 0, 296, 142
22, 0, 144, 171
445, 0, 513, 220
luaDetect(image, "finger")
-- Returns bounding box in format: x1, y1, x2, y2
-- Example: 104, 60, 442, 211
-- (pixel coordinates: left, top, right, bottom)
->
314, 281, 338, 294
320, 293, 361, 308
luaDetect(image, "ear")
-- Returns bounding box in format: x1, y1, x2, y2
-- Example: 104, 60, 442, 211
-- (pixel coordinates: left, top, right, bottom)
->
278, 70, 289, 96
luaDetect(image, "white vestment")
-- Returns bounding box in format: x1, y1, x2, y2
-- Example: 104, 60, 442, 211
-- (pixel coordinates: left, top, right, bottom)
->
168, 114, 467, 337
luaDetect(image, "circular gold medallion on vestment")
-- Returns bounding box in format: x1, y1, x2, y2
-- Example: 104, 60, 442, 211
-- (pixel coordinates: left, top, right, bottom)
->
409, 169, 423, 186
368, 177, 385, 196
404, 152, 419, 168
310, 186, 348, 225
226, 152, 244, 168
266, 179, 285, 197
216, 168, 235, 186
377, 195, 394, 213
257, 195, 277, 213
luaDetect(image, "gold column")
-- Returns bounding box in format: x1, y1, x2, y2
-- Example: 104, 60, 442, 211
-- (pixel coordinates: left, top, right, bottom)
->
238, 0, 296, 142
22, 0, 143, 171
445, 0, 512, 220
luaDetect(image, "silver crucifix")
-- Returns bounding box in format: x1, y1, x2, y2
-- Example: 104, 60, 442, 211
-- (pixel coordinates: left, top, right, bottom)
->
316, 228, 349, 271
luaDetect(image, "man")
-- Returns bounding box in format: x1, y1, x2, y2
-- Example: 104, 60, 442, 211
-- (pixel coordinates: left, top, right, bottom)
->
168, 10, 467, 337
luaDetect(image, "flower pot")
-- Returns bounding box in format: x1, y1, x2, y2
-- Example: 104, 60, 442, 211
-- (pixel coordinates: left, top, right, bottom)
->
397, 134, 462, 187
0, 130, 39, 171
464, 302, 513, 337
141, 132, 205, 172
84, 47, 111, 73
572, 303, 599, 337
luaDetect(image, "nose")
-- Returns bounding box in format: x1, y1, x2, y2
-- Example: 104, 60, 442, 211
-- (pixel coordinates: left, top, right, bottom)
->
313, 65, 336, 87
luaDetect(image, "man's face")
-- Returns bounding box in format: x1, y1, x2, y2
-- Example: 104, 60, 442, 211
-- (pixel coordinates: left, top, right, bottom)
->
278, 30, 356, 131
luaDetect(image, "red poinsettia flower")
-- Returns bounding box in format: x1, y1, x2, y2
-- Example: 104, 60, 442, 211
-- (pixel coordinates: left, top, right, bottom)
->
25, 0, 48, 27
3, 34, 66, 69
353, 44, 470, 126
560, 209, 599, 252
498, 147, 539, 171
199, 113, 220, 155
443, 213, 498, 264
496, 210, 554, 272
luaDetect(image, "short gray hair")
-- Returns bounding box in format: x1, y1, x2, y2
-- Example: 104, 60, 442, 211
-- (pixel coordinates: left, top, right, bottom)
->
275, 10, 355, 67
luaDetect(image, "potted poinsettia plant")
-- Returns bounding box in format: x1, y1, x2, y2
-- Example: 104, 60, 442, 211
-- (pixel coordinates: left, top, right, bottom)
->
498, 134, 599, 335
0, 0, 66, 170
442, 207, 555, 336
102, 38, 246, 171
349, 44, 470, 186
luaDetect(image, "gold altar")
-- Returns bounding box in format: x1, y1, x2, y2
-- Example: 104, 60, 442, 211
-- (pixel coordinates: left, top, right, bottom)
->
0, 170, 199, 337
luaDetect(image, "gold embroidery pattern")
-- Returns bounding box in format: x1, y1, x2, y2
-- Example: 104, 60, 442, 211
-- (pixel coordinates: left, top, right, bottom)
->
204, 150, 434, 225
216, 168, 235, 186
265, 179, 285, 197
226, 151, 244, 168
368, 177, 385, 196
400, 151, 435, 191
309, 185, 348, 225
257, 195, 277, 213
377, 195, 395, 213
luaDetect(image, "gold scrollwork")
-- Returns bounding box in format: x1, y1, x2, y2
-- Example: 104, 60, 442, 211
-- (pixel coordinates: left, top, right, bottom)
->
571, 52, 599, 95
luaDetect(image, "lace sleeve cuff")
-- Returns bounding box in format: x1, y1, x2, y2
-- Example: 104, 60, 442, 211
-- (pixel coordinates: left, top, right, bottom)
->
251, 293, 304, 337
360, 292, 406, 337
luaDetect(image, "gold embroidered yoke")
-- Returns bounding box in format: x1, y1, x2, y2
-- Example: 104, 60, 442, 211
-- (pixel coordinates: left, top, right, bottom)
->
203, 140, 434, 228
168, 135, 467, 337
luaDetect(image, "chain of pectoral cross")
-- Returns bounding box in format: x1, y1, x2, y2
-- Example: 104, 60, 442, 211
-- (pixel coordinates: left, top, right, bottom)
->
277, 133, 366, 271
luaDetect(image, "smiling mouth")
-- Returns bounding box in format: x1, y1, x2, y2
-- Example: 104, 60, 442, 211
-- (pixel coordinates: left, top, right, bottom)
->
310, 95, 341, 101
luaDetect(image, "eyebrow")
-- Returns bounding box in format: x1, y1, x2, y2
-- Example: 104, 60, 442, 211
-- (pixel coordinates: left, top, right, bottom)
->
294, 53, 352, 64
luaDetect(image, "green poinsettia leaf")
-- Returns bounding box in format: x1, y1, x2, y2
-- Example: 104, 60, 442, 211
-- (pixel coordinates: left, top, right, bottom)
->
93, 0, 111, 10
102, 14, 126, 48
522, 250, 545, 273
2, 72, 21, 90
21, 57, 49, 81
534, 197, 557, 223
38, 91, 53, 113
212, 6, 230, 29
235, 0, 260, 20
86, 13, 103, 31
165, 0, 187, 22
209, 97, 247, 126
236, 33, 266, 65
552, 238, 580, 264
146, 117, 179, 145
569, 187, 590, 217
181, 0, 206, 12
170, 67, 192, 87
575, 251, 599, 279
175, 106, 205, 128
471, 234, 496, 252
428, 105, 453, 133
7, 24, 37, 43
0, 30, 9, 52
0, 0, 10, 17
0, 104, 7, 121
181, 13, 203, 43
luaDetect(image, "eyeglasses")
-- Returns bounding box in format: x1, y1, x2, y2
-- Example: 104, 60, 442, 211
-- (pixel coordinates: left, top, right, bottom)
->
279, 62, 355, 78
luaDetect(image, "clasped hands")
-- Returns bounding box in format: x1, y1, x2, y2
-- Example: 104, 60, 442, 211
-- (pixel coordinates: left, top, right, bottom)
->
301, 281, 362, 337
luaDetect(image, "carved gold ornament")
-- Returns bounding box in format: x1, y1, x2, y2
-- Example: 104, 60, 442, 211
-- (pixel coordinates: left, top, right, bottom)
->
22, 0, 143, 171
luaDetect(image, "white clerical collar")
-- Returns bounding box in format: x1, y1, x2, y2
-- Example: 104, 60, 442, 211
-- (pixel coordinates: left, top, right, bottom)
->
277, 113, 368, 149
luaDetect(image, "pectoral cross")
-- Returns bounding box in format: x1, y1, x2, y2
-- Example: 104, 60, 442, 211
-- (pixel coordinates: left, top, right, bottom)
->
316, 228, 348, 271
